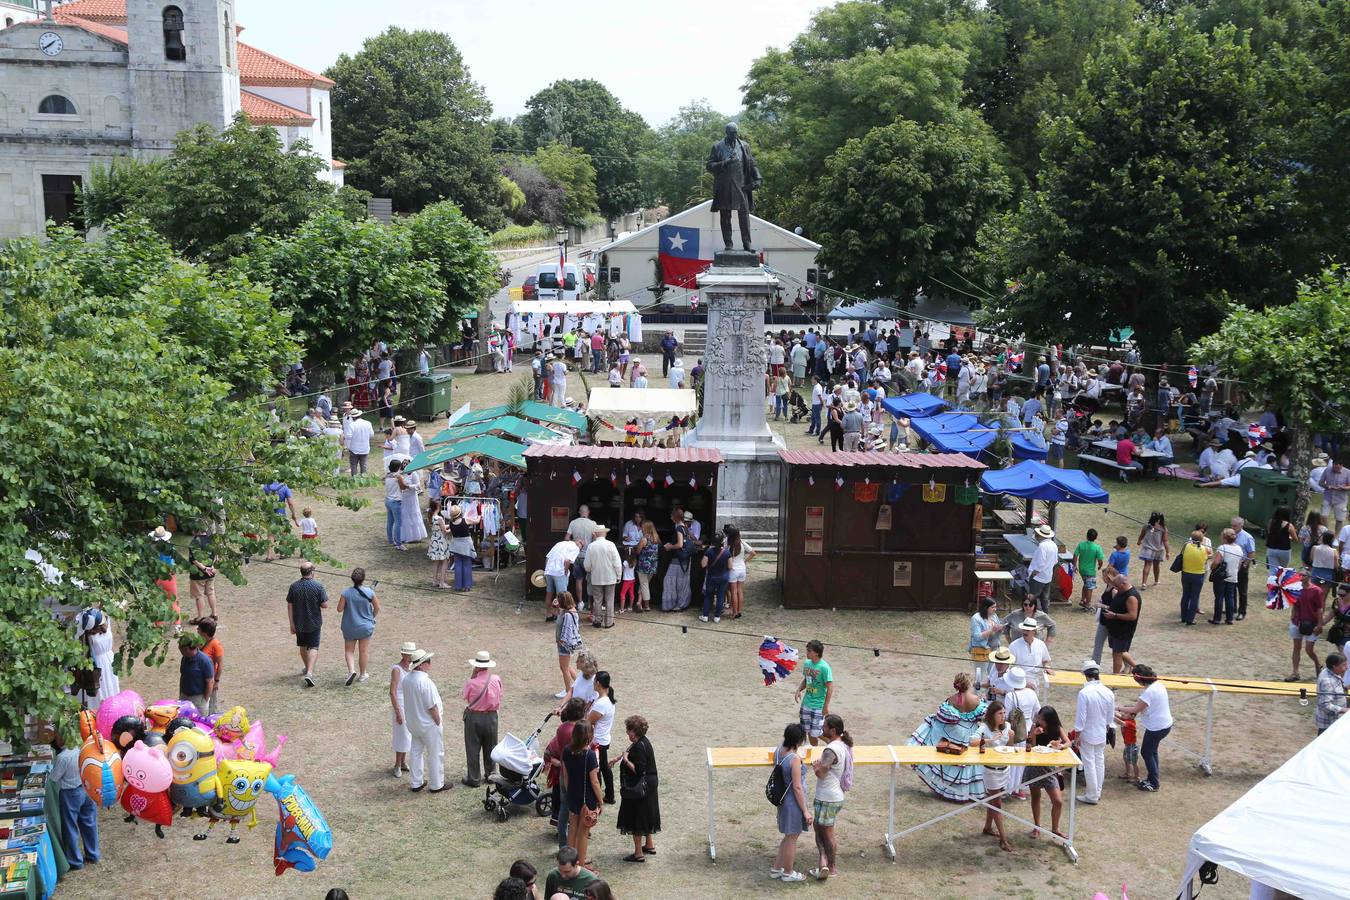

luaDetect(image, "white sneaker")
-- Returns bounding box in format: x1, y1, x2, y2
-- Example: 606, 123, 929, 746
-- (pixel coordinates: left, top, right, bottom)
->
392, 765, 402, 779
769, 867, 784, 879
698, 616, 709, 622
554, 690, 567, 699
780, 871, 807, 882
358, 673, 370, 683
714, 617, 721, 623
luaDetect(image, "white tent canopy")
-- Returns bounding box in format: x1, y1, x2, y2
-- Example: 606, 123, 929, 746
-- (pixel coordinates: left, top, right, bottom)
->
510, 300, 637, 316
587, 387, 697, 420
1179, 713, 1350, 900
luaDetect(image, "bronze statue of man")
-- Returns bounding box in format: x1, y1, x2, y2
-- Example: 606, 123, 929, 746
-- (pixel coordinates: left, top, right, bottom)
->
706, 122, 762, 252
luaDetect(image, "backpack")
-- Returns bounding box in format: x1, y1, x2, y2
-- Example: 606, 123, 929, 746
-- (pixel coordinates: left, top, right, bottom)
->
766, 753, 790, 807
1008, 699, 1028, 744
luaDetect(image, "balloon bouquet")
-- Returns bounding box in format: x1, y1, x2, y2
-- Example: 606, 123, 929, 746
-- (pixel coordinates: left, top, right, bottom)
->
79, 689, 332, 875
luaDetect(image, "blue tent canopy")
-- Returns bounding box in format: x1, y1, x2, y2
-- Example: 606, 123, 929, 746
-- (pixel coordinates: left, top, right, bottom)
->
1010, 432, 1049, 461
881, 392, 948, 419
980, 460, 1109, 504
909, 412, 994, 457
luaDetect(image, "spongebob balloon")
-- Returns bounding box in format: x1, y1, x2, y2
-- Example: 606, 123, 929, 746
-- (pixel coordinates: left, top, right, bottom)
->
212, 758, 272, 844
119, 740, 173, 837
166, 726, 219, 839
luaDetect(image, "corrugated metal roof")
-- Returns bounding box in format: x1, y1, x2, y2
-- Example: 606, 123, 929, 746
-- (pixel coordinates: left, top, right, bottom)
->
525, 445, 724, 464
777, 450, 986, 469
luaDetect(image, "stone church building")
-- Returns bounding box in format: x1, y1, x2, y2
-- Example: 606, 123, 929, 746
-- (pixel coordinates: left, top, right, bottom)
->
0, 0, 342, 237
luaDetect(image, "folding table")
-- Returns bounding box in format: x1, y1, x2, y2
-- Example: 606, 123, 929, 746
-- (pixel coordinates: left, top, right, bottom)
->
704, 745, 899, 862
891, 745, 1083, 862
1048, 672, 1307, 776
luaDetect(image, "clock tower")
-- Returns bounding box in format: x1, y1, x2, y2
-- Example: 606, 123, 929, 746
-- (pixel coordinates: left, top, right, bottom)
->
125, 0, 239, 153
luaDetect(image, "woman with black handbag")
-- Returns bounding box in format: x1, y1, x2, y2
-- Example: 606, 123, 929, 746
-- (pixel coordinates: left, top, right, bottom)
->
615, 715, 661, 863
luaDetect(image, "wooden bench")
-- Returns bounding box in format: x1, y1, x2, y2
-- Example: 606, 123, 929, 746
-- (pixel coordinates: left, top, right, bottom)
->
1078, 453, 1141, 481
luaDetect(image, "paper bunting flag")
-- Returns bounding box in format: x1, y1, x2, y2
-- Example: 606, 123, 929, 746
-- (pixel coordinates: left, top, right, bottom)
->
571, 469, 582, 486
646, 471, 655, 487
808, 475, 815, 486
664, 473, 674, 487
758, 637, 799, 686
610, 470, 619, 487
1266, 566, 1303, 610
689, 476, 698, 489
834, 475, 845, 490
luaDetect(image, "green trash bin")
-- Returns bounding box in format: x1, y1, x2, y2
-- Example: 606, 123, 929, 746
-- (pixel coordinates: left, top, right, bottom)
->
408, 372, 454, 421
1238, 467, 1299, 535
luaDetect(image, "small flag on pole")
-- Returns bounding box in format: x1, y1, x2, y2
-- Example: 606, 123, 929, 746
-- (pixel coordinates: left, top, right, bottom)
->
689, 475, 698, 489
808, 475, 815, 486
834, 475, 845, 490
572, 469, 582, 486
646, 471, 655, 487
664, 473, 674, 487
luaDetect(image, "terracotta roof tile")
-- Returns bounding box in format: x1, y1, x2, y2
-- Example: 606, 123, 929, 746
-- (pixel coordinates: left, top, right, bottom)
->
524, 445, 724, 464
777, 450, 987, 470
239, 90, 314, 126
59, 18, 127, 45
238, 41, 334, 88
53, 0, 127, 24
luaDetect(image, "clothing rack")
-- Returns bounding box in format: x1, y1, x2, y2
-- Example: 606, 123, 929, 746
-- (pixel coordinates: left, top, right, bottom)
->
439, 495, 515, 584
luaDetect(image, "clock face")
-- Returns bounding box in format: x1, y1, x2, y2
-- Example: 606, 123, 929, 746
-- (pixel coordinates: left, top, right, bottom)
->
39, 32, 64, 57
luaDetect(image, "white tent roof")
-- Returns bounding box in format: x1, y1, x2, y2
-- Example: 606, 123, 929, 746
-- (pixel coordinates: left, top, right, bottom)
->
510, 300, 637, 315
587, 387, 697, 419
1179, 712, 1350, 900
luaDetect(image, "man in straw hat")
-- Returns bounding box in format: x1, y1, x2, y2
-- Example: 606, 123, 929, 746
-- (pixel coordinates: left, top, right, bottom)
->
388, 642, 417, 778
985, 647, 1015, 702
1074, 659, 1114, 805
461, 651, 502, 787
401, 649, 448, 793
584, 526, 623, 629
1009, 619, 1053, 698
341, 403, 374, 477
841, 399, 863, 452
1027, 524, 1059, 612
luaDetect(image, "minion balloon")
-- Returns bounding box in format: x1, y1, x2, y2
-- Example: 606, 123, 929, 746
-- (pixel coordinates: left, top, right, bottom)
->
166, 726, 219, 839
212, 758, 272, 844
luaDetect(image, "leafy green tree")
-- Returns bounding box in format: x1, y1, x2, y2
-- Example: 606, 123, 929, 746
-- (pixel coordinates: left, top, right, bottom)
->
519, 80, 652, 220
326, 28, 503, 227
79, 115, 332, 264
811, 113, 1011, 299
532, 142, 598, 224
1193, 269, 1350, 520
236, 209, 444, 365
979, 22, 1309, 360
498, 175, 526, 217
0, 226, 349, 743
400, 200, 501, 335
491, 117, 525, 154
640, 101, 727, 210
502, 161, 567, 226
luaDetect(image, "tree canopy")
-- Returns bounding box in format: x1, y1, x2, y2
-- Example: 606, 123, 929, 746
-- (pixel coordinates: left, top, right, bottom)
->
326, 28, 503, 228
640, 101, 727, 212
0, 221, 349, 742
519, 79, 652, 220
531, 142, 598, 225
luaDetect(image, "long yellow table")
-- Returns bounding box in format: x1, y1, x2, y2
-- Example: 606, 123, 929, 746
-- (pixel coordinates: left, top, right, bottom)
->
1049, 671, 1317, 776
705, 745, 900, 862
705, 744, 1083, 863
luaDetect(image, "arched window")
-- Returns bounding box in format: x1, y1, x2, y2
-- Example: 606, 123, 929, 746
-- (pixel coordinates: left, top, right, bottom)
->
38, 95, 77, 115
163, 5, 185, 61
222, 11, 230, 66
5, 17, 16, 28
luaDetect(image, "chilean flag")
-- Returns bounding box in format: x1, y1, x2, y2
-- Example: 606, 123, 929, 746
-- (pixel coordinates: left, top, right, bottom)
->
558, 244, 567, 289
659, 224, 710, 288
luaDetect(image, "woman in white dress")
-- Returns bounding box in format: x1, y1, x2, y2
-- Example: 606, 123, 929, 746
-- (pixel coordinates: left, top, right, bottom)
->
399, 468, 428, 544
388, 642, 414, 778
77, 605, 119, 707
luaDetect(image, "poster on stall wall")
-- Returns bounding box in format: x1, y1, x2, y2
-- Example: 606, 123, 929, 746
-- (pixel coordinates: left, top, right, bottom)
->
892, 561, 912, 587
804, 536, 823, 556
944, 560, 965, 587
551, 507, 571, 533
875, 504, 892, 530
804, 505, 825, 555
805, 506, 824, 531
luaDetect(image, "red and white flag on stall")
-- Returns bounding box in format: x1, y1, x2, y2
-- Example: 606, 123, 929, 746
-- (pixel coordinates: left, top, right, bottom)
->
835, 475, 845, 490
646, 471, 655, 487
572, 469, 582, 486
664, 473, 674, 487
689, 475, 698, 489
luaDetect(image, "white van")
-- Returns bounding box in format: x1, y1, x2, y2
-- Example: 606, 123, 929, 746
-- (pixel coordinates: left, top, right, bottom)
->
536, 263, 583, 301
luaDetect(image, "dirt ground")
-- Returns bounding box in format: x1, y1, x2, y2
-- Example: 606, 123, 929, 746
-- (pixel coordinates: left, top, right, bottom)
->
63, 370, 1306, 900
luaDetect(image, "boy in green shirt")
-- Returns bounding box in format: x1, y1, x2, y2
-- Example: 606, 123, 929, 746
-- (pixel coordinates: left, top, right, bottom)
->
795, 640, 834, 746
1074, 528, 1106, 611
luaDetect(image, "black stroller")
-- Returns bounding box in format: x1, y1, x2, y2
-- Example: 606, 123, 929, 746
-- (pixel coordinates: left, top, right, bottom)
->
482, 712, 554, 822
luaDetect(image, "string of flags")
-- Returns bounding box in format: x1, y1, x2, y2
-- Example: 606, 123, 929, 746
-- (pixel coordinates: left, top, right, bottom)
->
758, 636, 799, 685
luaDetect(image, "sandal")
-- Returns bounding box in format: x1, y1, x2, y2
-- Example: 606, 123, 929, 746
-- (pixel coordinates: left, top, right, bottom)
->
642, 846, 656, 854
622, 853, 646, 863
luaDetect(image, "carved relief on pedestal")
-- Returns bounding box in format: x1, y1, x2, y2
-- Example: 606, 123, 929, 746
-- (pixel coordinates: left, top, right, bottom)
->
704, 298, 768, 379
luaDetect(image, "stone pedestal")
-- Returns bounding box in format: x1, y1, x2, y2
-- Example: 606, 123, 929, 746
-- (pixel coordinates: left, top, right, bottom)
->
681, 256, 784, 531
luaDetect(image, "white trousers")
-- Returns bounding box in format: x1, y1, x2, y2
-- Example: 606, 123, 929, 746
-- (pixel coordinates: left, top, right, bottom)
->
1080, 740, 1106, 802
408, 725, 444, 790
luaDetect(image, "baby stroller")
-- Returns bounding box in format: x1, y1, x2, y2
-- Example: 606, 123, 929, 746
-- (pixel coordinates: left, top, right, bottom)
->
787, 389, 810, 424
483, 712, 554, 822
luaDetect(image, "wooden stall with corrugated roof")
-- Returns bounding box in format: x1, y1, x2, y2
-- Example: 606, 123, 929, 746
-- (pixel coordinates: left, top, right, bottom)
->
522, 445, 724, 603
776, 450, 987, 611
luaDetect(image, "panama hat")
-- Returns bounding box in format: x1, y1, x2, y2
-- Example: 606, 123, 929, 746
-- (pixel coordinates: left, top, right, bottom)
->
1005, 667, 1028, 690
469, 650, 496, 669
149, 526, 172, 542
989, 647, 1014, 665
448, 505, 464, 522
682, 511, 695, 522
409, 649, 435, 667
1081, 659, 1101, 673
530, 570, 547, 589
1018, 619, 1039, 632
398, 641, 418, 656
1034, 524, 1055, 539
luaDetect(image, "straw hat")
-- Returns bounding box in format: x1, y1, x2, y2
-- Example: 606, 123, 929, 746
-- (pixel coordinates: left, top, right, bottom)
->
530, 570, 547, 589
448, 505, 464, 522
398, 641, 417, 656
469, 650, 496, 669
682, 511, 695, 523
1081, 659, 1101, 673
1017, 619, 1039, 633
409, 649, 435, 667
149, 526, 172, 542
1034, 524, 1055, 539
989, 647, 1014, 665
1005, 666, 1028, 690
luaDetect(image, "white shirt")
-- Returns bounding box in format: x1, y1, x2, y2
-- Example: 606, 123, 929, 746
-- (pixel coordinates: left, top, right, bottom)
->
345, 417, 373, 455
668, 366, 685, 389
729, 539, 754, 575
544, 540, 580, 577
401, 669, 442, 732
814, 738, 848, 803
1336, 525, 1350, 550
570, 671, 598, 705
384, 473, 403, 502
768, 344, 785, 365
1198, 446, 1216, 472
1010, 637, 1050, 681
1310, 465, 1327, 494
1074, 680, 1116, 744
621, 521, 642, 547
299, 517, 317, 537
591, 694, 616, 746
811, 383, 825, 406
1029, 538, 1058, 583
1138, 681, 1173, 732
1006, 687, 1041, 745
1215, 543, 1245, 583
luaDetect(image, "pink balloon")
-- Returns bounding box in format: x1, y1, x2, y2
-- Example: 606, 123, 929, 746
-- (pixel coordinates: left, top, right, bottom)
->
122, 740, 172, 793
237, 720, 287, 767
95, 690, 145, 741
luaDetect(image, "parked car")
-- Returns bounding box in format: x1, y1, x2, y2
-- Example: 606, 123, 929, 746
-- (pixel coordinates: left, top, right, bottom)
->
521, 275, 538, 300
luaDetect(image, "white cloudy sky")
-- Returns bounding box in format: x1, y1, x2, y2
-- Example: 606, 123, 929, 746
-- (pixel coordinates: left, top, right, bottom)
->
236, 0, 825, 126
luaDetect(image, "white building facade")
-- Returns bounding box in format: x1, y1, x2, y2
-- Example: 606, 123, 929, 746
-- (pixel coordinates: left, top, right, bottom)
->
594, 200, 821, 307
0, 0, 340, 237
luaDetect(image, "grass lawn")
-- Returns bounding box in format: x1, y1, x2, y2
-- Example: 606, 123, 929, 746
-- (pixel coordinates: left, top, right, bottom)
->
62, 371, 1309, 900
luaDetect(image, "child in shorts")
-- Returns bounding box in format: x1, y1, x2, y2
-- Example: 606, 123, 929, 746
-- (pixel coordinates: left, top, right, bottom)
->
1117, 712, 1139, 782
1108, 536, 1131, 578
